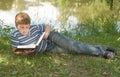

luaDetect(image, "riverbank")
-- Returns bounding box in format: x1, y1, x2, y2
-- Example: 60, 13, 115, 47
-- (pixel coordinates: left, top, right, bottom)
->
0, 32, 119, 77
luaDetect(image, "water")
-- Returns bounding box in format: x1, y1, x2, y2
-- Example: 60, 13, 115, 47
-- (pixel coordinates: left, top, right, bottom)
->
0, 1, 58, 26
0, 0, 120, 33
0, 0, 79, 32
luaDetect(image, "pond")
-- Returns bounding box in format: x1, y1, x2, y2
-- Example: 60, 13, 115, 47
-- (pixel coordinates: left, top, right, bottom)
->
0, 0, 120, 33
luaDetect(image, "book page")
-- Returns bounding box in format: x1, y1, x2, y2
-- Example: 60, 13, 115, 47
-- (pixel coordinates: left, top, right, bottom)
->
17, 44, 36, 49
36, 32, 45, 46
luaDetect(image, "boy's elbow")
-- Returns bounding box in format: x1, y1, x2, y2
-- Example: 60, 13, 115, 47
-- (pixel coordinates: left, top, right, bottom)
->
12, 48, 16, 52
12, 48, 22, 55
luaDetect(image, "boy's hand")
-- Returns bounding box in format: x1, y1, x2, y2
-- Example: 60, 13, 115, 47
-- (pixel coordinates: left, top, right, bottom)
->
14, 48, 34, 55
43, 24, 51, 39
22, 49, 34, 55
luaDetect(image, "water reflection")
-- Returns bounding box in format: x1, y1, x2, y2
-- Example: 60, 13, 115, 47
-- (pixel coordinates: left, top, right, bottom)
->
0, 0, 120, 33
25, 2, 59, 24
0, 0, 78, 33
0, 1, 60, 26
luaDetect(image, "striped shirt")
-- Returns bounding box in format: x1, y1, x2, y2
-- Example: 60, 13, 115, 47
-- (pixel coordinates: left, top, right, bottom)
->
11, 24, 47, 52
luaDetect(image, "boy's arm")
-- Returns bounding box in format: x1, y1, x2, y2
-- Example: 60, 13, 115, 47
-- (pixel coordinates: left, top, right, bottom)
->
12, 48, 34, 55
43, 24, 51, 39
12, 48, 23, 55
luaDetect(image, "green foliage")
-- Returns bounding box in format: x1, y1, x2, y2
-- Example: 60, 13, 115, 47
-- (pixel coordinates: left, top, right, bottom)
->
76, 9, 118, 36
102, 19, 117, 34
0, 0, 14, 10
63, 17, 118, 37
0, 25, 14, 36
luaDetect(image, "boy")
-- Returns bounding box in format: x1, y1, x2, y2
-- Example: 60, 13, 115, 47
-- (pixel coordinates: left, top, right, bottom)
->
11, 12, 116, 59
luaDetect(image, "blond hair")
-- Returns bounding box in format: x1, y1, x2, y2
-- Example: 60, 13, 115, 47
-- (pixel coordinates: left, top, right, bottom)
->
15, 12, 31, 27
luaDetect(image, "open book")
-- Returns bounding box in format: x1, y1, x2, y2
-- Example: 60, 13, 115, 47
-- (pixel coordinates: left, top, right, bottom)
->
17, 32, 45, 49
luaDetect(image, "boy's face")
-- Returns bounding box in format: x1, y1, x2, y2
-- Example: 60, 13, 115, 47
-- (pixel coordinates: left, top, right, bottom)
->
17, 24, 30, 35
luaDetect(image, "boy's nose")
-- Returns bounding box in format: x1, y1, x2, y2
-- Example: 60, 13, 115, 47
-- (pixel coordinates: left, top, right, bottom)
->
22, 29, 27, 33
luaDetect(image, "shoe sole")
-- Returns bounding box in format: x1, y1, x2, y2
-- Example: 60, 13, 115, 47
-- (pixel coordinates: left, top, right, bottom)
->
107, 52, 115, 59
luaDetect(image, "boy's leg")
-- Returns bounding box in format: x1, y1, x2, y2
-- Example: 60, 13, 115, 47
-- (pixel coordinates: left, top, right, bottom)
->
48, 31, 101, 56
49, 45, 68, 53
46, 39, 67, 53
48, 31, 115, 59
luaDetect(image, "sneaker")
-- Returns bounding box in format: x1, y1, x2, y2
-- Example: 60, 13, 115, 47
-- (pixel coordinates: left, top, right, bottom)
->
103, 51, 115, 59
96, 46, 116, 59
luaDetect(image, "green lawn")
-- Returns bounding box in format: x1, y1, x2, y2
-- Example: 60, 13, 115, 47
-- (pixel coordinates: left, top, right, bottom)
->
0, 33, 120, 77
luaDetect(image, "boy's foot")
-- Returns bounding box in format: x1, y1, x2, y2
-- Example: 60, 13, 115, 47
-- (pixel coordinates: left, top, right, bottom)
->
96, 46, 116, 59
103, 51, 115, 59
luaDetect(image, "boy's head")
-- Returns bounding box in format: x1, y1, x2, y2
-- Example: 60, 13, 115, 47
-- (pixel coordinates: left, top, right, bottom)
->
15, 12, 31, 35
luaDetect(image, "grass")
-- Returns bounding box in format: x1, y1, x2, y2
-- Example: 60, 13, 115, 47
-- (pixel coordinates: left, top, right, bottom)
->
0, 0, 120, 76
0, 32, 120, 77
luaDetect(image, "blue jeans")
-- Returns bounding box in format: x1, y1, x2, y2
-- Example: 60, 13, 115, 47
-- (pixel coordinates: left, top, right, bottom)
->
46, 31, 101, 56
